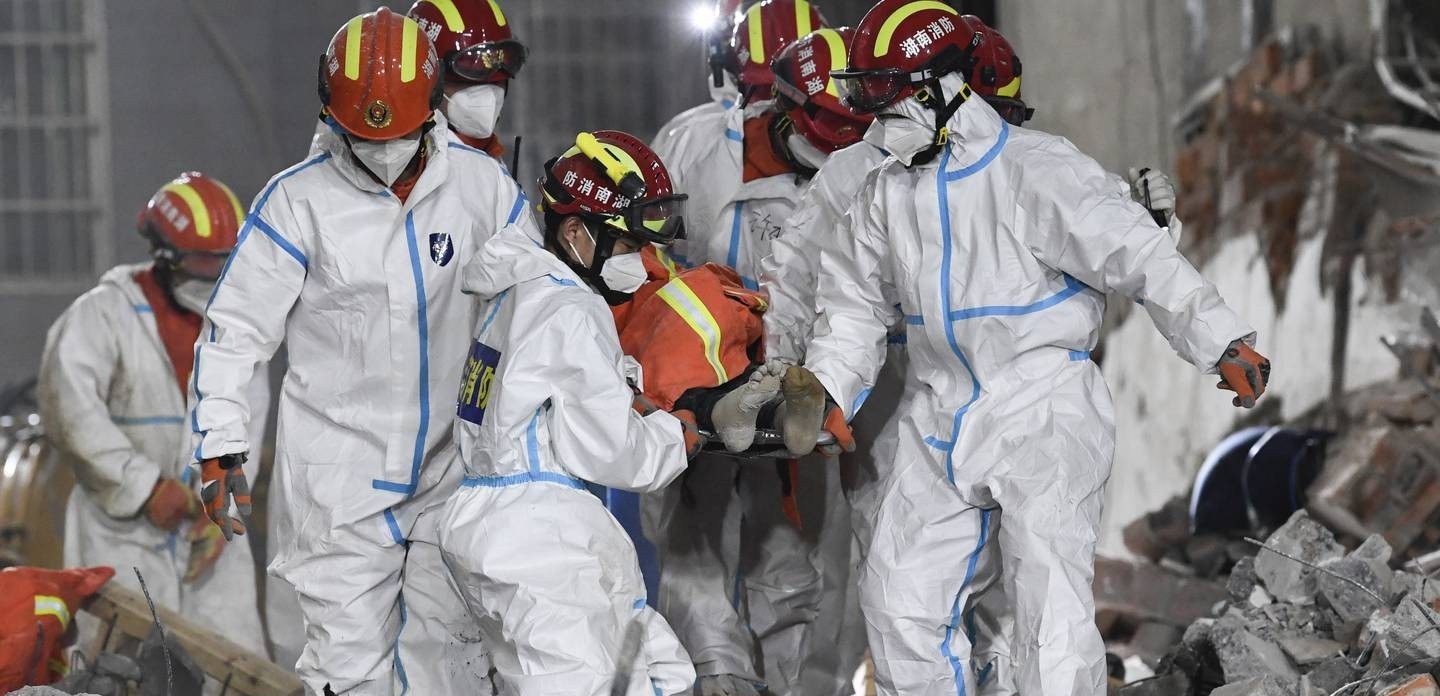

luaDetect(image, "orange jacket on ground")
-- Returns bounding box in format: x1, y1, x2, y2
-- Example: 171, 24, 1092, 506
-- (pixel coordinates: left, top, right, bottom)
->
612, 246, 768, 410
0, 566, 114, 689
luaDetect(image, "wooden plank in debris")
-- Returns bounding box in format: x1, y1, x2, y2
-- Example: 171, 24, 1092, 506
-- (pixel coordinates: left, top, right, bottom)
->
84, 582, 303, 696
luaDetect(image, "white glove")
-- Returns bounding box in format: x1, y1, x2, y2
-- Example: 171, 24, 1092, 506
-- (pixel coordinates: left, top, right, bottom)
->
1128, 167, 1176, 226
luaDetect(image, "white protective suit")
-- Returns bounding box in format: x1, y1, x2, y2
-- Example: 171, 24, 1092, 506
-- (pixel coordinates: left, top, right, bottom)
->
190, 115, 535, 695
40, 263, 269, 659
805, 92, 1255, 696
650, 73, 738, 159
648, 101, 819, 694
437, 226, 694, 696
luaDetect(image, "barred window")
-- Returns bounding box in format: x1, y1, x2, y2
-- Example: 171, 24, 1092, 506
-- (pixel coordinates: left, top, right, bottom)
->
0, 0, 112, 291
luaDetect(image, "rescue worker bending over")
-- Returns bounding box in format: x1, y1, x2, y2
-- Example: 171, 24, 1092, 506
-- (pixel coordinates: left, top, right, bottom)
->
437, 130, 698, 696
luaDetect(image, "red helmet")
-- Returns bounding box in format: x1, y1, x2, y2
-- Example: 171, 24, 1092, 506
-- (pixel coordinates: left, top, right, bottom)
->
318, 8, 442, 140
540, 131, 687, 245
408, 0, 526, 84
728, 0, 828, 103
772, 27, 874, 153
955, 15, 1032, 125
137, 172, 245, 280
832, 0, 984, 114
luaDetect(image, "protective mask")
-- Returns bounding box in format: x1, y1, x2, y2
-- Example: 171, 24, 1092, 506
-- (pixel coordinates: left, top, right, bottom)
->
349, 134, 421, 186
862, 119, 887, 151
786, 133, 829, 171
599, 251, 647, 295
876, 96, 938, 167
172, 278, 215, 314
444, 84, 505, 140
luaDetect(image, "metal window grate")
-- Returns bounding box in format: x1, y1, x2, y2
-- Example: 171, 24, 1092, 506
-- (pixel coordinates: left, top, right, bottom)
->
0, 0, 112, 292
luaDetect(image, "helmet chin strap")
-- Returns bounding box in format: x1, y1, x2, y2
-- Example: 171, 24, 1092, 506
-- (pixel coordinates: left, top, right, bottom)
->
908, 76, 972, 167
768, 113, 819, 180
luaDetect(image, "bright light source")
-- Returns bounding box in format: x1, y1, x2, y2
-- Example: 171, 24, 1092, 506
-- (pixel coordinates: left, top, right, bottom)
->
690, 4, 719, 32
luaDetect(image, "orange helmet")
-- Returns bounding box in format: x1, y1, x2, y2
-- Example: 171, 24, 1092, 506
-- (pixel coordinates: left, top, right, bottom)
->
408, 0, 527, 85
728, 0, 828, 103
318, 7, 443, 141
137, 172, 246, 280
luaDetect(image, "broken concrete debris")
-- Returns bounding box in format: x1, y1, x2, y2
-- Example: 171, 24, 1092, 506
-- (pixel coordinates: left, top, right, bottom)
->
1113, 509, 1440, 696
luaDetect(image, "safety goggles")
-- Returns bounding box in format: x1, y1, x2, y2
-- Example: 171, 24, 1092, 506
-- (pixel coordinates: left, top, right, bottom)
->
983, 96, 1035, 127
832, 67, 929, 114
612, 194, 688, 245
447, 40, 527, 83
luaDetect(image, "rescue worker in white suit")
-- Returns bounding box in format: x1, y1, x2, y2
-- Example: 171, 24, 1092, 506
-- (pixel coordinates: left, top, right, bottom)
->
646, 3, 853, 695
652, 0, 748, 158
189, 9, 534, 694
39, 172, 268, 664
438, 130, 697, 696
761, 16, 1187, 695
780, 1, 1273, 694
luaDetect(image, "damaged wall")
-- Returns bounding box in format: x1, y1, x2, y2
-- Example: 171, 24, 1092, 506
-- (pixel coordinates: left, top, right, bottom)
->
1085, 13, 1440, 553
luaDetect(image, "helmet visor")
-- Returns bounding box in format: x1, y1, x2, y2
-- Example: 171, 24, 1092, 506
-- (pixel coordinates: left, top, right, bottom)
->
448, 40, 527, 83
983, 96, 1035, 127
176, 251, 230, 281
622, 194, 688, 244
832, 68, 908, 114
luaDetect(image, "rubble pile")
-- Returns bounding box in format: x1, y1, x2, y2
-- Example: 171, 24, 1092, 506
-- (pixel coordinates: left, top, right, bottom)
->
1118, 510, 1440, 695
1095, 372, 1440, 695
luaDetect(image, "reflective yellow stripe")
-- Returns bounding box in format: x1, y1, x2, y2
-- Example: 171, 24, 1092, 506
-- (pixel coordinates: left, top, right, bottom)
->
996, 76, 1021, 98
344, 15, 364, 80
486, 0, 508, 26
400, 18, 419, 83
875, 1, 957, 57
424, 0, 465, 32
656, 249, 680, 278
795, 0, 813, 37
656, 279, 729, 384
817, 28, 847, 97
213, 179, 245, 228
35, 595, 70, 631
163, 182, 211, 238
746, 5, 765, 64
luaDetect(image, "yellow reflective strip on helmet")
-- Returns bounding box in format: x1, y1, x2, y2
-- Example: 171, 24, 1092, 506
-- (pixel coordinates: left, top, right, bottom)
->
795, 0, 813, 37
746, 4, 765, 64
996, 76, 1021, 98
400, 18, 419, 83
875, 1, 958, 57
424, 0, 466, 32
817, 28, 847, 97
163, 182, 212, 238
344, 15, 364, 80
35, 595, 71, 631
656, 279, 729, 384
214, 179, 245, 228
486, 0, 508, 26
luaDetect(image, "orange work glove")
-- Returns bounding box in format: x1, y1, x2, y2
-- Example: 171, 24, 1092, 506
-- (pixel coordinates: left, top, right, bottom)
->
1216, 340, 1271, 408
672, 409, 707, 460
143, 477, 199, 532
184, 515, 227, 582
200, 453, 250, 540
817, 403, 857, 456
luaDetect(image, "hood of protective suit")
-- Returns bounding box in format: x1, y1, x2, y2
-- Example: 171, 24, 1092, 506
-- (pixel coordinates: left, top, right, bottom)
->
876, 72, 974, 167
462, 225, 580, 302
96, 263, 151, 306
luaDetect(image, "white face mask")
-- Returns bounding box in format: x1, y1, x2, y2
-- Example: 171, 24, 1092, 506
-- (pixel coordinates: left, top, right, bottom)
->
349, 134, 422, 186
173, 278, 215, 315
443, 84, 505, 140
862, 118, 887, 151
599, 251, 647, 295
568, 222, 648, 295
786, 133, 830, 171
876, 96, 938, 167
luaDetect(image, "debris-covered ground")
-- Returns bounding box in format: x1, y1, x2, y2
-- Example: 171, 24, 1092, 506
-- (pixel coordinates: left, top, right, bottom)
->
1099, 371, 1440, 695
